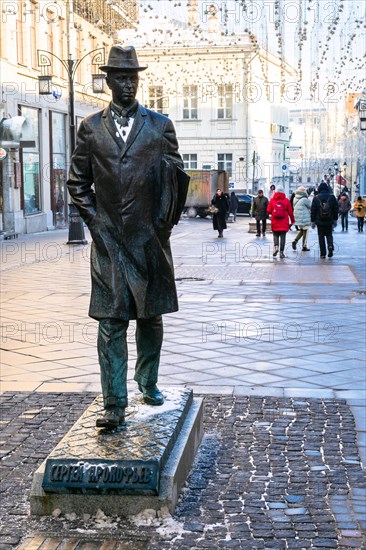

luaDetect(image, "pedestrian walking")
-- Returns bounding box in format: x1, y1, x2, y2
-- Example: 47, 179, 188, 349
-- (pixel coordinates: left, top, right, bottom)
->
291, 186, 311, 251
311, 181, 339, 258
338, 193, 351, 231
352, 196, 366, 232
67, 45, 189, 429
267, 185, 295, 258
211, 188, 229, 238
229, 191, 239, 221
252, 189, 269, 236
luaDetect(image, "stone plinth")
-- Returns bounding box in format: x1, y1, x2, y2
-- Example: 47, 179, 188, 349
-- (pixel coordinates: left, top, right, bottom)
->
30, 388, 203, 516
248, 220, 272, 233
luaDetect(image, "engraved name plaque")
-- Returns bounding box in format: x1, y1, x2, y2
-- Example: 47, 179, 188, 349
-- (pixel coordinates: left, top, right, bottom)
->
43, 458, 158, 494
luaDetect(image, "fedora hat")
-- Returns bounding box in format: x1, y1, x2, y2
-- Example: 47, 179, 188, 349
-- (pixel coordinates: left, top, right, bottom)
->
99, 45, 147, 72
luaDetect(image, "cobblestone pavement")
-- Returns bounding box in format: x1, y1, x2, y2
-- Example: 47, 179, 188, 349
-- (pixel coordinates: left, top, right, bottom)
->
0, 392, 365, 550
1, 217, 365, 549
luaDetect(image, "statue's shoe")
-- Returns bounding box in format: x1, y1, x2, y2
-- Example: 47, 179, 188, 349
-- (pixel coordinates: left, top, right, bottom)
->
96, 408, 125, 429
138, 384, 164, 406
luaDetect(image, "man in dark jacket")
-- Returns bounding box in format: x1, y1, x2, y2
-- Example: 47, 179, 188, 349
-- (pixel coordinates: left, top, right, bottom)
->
311, 181, 338, 258
338, 193, 351, 231
67, 46, 187, 429
252, 189, 269, 236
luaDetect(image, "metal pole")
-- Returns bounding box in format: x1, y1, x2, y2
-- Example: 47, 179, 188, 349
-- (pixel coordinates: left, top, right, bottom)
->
66, 56, 87, 245
252, 151, 256, 194
68, 57, 76, 156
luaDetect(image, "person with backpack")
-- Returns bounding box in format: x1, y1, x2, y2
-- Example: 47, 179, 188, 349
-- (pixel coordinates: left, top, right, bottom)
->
267, 185, 295, 258
311, 181, 339, 258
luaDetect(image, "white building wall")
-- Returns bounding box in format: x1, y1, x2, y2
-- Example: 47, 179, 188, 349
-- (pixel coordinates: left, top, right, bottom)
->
136, 41, 293, 194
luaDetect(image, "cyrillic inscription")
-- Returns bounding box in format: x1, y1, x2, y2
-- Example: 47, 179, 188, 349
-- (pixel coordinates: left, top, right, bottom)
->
43, 459, 158, 494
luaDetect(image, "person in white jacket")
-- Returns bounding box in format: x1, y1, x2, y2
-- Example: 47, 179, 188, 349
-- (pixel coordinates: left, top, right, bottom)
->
291, 186, 312, 251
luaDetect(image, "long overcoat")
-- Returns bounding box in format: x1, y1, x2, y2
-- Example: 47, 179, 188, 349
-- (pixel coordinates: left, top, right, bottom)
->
67, 104, 184, 321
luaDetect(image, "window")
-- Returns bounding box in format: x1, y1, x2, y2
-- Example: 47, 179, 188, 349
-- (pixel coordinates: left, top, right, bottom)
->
30, 1, 37, 69
148, 86, 168, 114
183, 154, 198, 170
50, 112, 67, 227
16, 7, 25, 65
19, 107, 41, 215
217, 84, 233, 119
58, 18, 67, 80
183, 85, 198, 119
218, 153, 232, 176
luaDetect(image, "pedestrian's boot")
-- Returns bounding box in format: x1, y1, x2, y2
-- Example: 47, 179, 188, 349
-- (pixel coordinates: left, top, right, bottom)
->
292, 240, 297, 250
328, 246, 334, 258
273, 245, 279, 257
218, 231, 223, 238
138, 384, 164, 406
280, 250, 285, 258
96, 407, 125, 429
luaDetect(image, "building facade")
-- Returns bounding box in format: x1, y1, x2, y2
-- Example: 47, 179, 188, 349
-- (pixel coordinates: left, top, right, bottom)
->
0, 0, 137, 236
120, 11, 296, 195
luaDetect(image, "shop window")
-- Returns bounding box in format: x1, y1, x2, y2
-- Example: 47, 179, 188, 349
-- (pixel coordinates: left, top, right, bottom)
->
19, 106, 41, 215
50, 112, 67, 227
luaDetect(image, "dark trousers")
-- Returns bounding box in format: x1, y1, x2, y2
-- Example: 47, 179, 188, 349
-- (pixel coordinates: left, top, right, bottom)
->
256, 219, 267, 234
357, 217, 364, 231
97, 316, 163, 410
317, 225, 333, 256
273, 231, 286, 251
340, 212, 348, 230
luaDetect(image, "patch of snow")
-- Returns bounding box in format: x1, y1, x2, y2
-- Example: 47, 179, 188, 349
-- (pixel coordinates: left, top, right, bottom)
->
129, 506, 186, 540
134, 388, 188, 419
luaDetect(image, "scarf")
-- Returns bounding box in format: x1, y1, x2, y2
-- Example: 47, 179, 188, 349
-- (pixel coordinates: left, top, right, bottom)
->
110, 100, 139, 127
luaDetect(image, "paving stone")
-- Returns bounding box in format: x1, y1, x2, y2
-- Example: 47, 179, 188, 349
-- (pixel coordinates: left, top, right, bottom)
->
340, 530, 363, 538
338, 538, 365, 548
1, 393, 366, 549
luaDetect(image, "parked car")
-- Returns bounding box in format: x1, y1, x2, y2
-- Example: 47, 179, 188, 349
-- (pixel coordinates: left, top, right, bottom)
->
237, 194, 255, 215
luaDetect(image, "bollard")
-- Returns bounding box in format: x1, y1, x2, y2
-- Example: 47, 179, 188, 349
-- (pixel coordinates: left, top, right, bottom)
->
67, 203, 88, 245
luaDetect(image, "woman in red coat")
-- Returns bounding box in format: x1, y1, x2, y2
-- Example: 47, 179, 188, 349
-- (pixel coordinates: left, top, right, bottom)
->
267, 185, 295, 258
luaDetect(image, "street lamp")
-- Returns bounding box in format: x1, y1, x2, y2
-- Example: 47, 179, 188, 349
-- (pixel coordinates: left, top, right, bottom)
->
328, 166, 335, 193
37, 48, 105, 244
37, 48, 105, 155
333, 162, 339, 195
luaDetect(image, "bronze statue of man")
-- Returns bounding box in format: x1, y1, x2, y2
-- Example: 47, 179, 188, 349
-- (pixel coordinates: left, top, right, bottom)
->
67, 45, 188, 430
